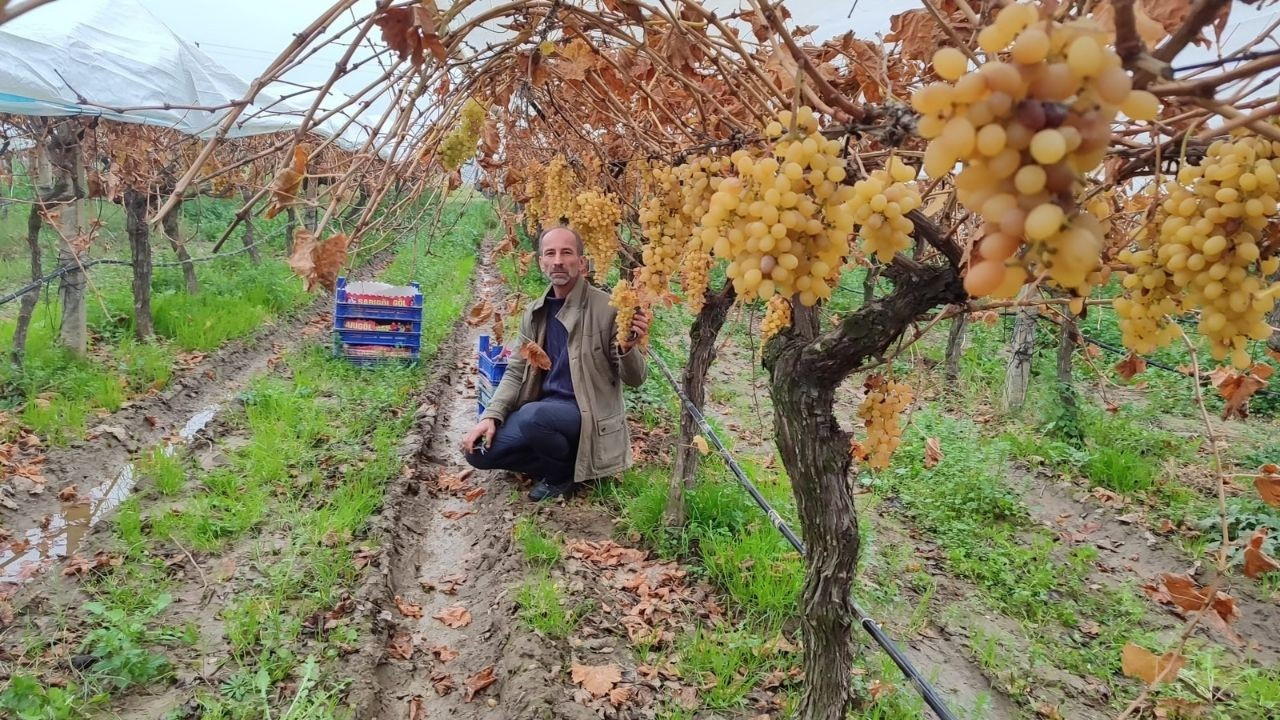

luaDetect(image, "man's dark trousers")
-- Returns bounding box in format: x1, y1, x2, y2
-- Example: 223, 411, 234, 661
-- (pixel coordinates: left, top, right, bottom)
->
464, 400, 581, 482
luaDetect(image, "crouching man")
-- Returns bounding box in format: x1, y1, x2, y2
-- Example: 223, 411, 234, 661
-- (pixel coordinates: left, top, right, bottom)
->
460, 226, 649, 501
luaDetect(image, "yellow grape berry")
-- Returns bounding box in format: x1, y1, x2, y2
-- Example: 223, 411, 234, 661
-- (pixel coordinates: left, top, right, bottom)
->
569, 189, 622, 281
611, 281, 640, 348
852, 157, 921, 263
761, 295, 792, 342
854, 374, 913, 470
438, 98, 487, 171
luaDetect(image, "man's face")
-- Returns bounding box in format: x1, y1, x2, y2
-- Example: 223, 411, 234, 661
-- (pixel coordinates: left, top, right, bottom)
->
538, 229, 583, 290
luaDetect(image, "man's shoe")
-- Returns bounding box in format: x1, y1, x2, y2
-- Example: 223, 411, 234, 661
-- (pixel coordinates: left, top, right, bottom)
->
528, 478, 576, 502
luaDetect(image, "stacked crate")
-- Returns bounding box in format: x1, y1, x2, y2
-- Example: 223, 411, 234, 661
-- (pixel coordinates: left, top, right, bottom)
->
332, 276, 423, 366
476, 334, 509, 417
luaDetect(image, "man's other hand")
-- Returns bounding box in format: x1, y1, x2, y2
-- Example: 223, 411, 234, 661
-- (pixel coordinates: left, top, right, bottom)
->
461, 418, 496, 455
619, 308, 651, 352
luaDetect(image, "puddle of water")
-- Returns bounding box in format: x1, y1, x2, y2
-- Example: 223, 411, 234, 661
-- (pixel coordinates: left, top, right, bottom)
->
0, 405, 220, 585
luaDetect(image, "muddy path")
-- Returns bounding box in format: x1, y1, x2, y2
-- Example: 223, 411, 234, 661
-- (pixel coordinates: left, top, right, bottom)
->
0, 254, 396, 587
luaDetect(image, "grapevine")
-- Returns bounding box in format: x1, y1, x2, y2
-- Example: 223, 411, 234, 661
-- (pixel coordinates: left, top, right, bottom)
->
854, 374, 913, 470
1116, 130, 1280, 368
439, 98, 486, 171
914, 3, 1157, 299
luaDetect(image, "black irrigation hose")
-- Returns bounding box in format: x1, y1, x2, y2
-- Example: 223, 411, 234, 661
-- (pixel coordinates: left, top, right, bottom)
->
643, 346, 959, 720
1034, 315, 1280, 400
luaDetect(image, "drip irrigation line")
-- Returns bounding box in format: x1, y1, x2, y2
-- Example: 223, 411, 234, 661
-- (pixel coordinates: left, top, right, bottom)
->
1034, 315, 1280, 400
642, 346, 959, 720
0, 237, 270, 307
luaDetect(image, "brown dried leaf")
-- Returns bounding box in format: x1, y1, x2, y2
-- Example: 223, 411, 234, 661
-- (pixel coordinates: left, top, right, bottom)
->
1255, 465, 1280, 507
288, 229, 318, 282
463, 487, 486, 503
431, 671, 456, 696
441, 509, 472, 520
464, 665, 497, 701
868, 679, 895, 700
434, 605, 472, 628
311, 233, 350, 293
691, 435, 709, 455
1121, 643, 1185, 685
389, 632, 414, 660
519, 341, 552, 371
923, 437, 943, 469
468, 299, 494, 326
1243, 529, 1280, 579
571, 663, 622, 697
407, 695, 425, 720
1208, 365, 1267, 420
1115, 353, 1147, 380
57, 485, 78, 502
394, 595, 424, 619
427, 643, 460, 662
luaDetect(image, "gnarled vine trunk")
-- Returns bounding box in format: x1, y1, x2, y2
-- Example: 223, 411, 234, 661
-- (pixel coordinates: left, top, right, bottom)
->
944, 310, 967, 389
763, 258, 965, 719
663, 283, 735, 528
161, 196, 199, 294
48, 120, 87, 356
1056, 312, 1082, 441
242, 186, 262, 264
1003, 286, 1039, 411
124, 188, 154, 341
12, 199, 45, 366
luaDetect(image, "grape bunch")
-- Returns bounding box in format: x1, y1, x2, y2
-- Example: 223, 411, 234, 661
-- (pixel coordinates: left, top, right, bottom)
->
701, 106, 858, 307
761, 294, 792, 342
1116, 130, 1280, 368
854, 374, 913, 470
913, 3, 1157, 299
611, 281, 640, 348
540, 154, 576, 227
439, 98, 487, 171
683, 245, 714, 313
635, 163, 691, 302
569, 189, 622, 281
852, 157, 922, 263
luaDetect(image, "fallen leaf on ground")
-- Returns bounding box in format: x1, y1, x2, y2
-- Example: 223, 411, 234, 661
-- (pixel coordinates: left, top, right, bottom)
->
436, 468, 474, 491
441, 509, 473, 520
923, 437, 943, 468
427, 644, 459, 662
1158, 573, 1238, 625
1243, 529, 1280, 579
571, 663, 622, 697
394, 596, 424, 619
464, 665, 497, 701
463, 487, 486, 502
1036, 703, 1064, 720
519, 341, 552, 371
431, 671, 456, 696
57, 485, 78, 502
388, 632, 414, 660
868, 679, 895, 700
434, 606, 472, 628
608, 685, 631, 707
1121, 643, 1184, 684
408, 695, 425, 720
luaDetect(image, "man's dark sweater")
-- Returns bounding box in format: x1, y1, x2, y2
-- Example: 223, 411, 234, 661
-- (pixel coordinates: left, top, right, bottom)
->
540, 298, 576, 403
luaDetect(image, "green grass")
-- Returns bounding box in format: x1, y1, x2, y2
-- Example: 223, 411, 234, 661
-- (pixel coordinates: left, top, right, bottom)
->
3, 198, 490, 718
513, 516, 563, 566
513, 571, 583, 639
136, 447, 187, 496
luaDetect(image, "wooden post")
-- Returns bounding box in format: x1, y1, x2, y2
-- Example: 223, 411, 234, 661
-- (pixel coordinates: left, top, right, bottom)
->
1003, 286, 1039, 412
124, 188, 154, 341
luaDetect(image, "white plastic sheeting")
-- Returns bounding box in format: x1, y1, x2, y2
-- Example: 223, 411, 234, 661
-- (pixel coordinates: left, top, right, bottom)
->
0, 0, 359, 144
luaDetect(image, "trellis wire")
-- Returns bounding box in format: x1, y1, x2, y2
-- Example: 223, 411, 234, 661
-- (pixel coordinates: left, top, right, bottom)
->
643, 345, 959, 720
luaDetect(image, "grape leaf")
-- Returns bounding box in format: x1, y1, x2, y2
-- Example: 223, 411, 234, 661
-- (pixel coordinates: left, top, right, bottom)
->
388, 632, 414, 660
1255, 464, 1280, 508
433, 606, 472, 628
519, 341, 552, 371
394, 595, 423, 619
924, 437, 943, 469
464, 665, 497, 701
571, 663, 622, 697
1114, 353, 1147, 380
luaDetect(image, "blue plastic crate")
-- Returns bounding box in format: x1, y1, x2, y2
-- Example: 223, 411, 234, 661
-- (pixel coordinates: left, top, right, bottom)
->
334, 328, 421, 348
335, 316, 422, 334
477, 335, 509, 385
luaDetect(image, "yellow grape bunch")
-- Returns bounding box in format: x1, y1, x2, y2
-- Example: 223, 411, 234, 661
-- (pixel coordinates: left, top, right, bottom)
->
761, 294, 792, 342
854, 374, 913, 470
635, 163, 691, 302
569, 189, 622, 281
439, 98, 487, 171
913, 3, 1157, 299
1116, 131, 1280, 368
611, 281, 640, 348
540, 154, 577, 228
853, 157, 922, 263
700, 106, 858, 307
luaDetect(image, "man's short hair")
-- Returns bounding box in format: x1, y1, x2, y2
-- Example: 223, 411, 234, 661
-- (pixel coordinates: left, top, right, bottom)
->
536, 226, 585, 255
